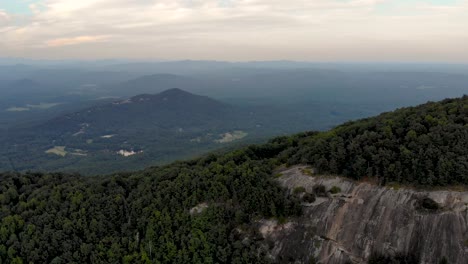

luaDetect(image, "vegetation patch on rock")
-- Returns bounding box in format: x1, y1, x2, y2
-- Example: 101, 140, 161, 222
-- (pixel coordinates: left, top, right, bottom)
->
416, 197, 440, 211
329, 186, 341, 194
313, 184, 327, 197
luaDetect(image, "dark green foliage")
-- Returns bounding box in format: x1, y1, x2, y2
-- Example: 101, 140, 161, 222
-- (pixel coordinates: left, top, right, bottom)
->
285, 96, 468, 186
329, 186, 341, 194
368, 252, 420, 264
0, 143, 301, 264
313, 185, 327, 197
439, 256, 449, 264
293, 186, 306, 194
302, 193, 316, 203
309, 257, 318, 264
417, 197, 440, 211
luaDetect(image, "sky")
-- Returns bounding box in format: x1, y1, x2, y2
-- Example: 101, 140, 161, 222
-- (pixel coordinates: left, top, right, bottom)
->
0, 0, 467, 62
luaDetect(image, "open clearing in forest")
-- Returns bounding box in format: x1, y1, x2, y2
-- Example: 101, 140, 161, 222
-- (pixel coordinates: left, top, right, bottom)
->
45, 146, 67, 156
215, 131, 248, 143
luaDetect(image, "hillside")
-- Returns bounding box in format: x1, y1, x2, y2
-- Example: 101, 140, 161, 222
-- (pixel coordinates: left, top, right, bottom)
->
0, 79, 51, 110
41, 88, 236, 134
0, 145, 302, 264
0, 96, 467, 263
105, 74, 205, 96
4, 88, 353, 175
0, 87, 388, 175
0, 89, 257, 174
283, 95, 468, 185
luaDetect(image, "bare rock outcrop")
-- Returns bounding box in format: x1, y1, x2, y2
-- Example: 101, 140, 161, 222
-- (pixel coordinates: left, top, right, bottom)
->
262, 165, 468, 264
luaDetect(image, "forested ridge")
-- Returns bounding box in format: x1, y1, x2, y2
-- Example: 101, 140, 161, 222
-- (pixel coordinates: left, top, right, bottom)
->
1, 96, 467, 263
284, 95, 468, 185
0, 142, 302, 263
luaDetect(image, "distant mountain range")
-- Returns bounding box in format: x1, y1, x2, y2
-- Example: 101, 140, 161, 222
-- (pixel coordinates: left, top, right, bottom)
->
2, 61, 468, 174
97, 70, 468, 105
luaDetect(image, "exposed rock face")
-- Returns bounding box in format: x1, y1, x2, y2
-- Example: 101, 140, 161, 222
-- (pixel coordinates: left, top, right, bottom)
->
264, 166, 468, 264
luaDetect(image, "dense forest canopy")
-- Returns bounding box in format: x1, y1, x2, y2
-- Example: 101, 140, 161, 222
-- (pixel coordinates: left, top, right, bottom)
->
0, 142, 301, 264
0, 96, 467, 263
284, 95, 468, 186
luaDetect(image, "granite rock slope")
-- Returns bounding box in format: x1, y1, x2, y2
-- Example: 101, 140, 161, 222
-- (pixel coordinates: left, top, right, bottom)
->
262, 165, 468, 264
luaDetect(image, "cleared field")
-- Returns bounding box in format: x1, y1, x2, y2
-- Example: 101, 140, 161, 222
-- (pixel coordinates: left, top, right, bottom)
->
117, 150, 143, 157
45, 146, 67, 157
6, 107, 30, 112
70, 149, 88, 156
215, 131, 248, 143
101, 134, 116, 138
27, 103, 63, 109
6, 103, 62, 112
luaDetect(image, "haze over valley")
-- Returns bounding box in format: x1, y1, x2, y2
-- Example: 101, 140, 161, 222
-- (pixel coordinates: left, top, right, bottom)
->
1, 60, 467, 174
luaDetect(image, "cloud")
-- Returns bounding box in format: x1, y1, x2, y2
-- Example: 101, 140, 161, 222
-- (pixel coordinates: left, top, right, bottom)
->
0, 0, 467, 61
45, 35, 109, 47
0, 10, 10, 25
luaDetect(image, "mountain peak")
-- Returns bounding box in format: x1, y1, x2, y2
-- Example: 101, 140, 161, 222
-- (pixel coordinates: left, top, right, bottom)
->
129, 88, 195, 102
158, 88, 192, 96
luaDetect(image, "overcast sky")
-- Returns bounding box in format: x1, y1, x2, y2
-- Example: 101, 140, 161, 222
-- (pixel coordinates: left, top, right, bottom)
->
0, 0, 467, 62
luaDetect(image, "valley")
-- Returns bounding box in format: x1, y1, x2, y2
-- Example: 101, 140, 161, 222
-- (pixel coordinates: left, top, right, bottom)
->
0, 87, 393, 175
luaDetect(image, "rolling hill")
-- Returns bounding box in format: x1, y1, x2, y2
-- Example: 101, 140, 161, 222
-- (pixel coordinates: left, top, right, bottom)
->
40, 88, 237, 135
105, 74, 206, 96
0, 89, 277, 174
